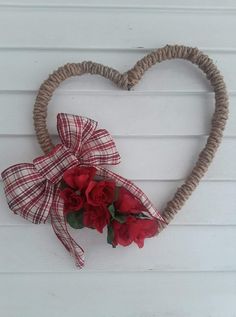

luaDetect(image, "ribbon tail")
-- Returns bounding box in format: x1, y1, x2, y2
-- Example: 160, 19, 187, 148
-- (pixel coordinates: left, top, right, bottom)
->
96, 166, 164, 223
50, 187, 85, 268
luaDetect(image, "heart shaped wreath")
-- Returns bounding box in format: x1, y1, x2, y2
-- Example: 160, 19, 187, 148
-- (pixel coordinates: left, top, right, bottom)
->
1, 45, 229, 268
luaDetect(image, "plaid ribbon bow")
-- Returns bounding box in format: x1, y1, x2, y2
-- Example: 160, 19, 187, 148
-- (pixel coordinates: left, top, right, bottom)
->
1, 113, 163, 268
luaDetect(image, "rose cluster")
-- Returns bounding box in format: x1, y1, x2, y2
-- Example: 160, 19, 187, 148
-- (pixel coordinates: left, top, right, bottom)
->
59, 166, 158, 248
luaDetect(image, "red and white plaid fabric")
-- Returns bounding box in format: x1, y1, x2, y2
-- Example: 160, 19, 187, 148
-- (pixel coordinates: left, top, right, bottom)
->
1, 113, 163, 268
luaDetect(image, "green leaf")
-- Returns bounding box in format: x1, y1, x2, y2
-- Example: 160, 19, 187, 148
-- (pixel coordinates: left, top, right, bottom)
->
66, 210, 84, 229
114, 213, 126, 224
108, 203, 116, 218
107, 224, 115, 246
108, 204, 126, 223
135, 213, 150, 220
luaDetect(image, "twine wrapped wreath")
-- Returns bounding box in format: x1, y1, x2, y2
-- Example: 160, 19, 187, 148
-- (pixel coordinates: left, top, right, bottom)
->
1, 44, 229, 268
33, 44, 229, 231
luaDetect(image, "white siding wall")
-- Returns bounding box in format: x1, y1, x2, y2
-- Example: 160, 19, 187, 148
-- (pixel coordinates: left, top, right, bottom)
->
0, 1, 236, 316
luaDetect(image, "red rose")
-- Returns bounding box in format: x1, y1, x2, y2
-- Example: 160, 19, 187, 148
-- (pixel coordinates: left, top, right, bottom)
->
112, 216, 158, 248
112, 217, 135, 247
115, 187, 145, 214
130, 218, 158, 248
63, 166, 97, 191
60, 188, 84, 213
84, 203, 110, 233
85, 180, 115, 206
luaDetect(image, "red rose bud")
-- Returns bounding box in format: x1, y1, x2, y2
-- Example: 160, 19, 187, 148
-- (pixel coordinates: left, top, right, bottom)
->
63, 166, 97, 191
85, 180, 116, 206
84, 203, 110, 233
60, 188, 84, 213
115, 187, 146, 214
112, 216, 158, 248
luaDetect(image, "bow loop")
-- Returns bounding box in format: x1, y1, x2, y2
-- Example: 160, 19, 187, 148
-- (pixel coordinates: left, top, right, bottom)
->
57, 113, 98, 155
33, 144, 78, 184
79, 129, 121, 165
1, 163, 54, 224
57, 113, 121, 166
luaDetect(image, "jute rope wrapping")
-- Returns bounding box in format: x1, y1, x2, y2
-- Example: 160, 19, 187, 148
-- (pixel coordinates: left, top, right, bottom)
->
33, 44, 229, 232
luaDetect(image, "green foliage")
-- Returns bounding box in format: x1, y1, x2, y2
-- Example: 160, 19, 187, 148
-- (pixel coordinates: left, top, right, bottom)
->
107, 224, 115, 246
108, 203, 126, 223
66, 210, 84, 229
